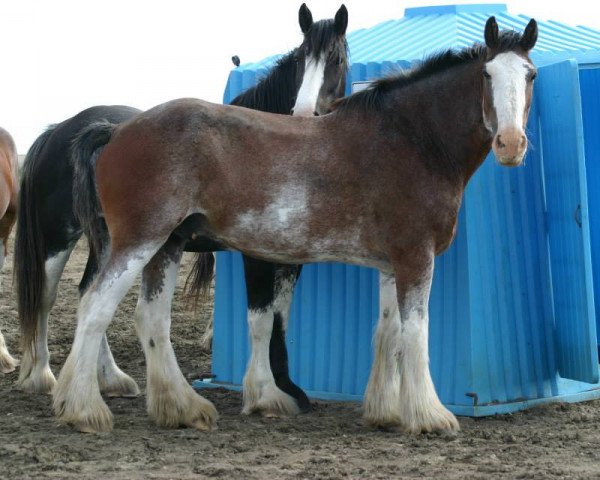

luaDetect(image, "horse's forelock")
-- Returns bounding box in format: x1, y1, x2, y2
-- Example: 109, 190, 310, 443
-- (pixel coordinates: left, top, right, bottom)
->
303, 18, 349, 65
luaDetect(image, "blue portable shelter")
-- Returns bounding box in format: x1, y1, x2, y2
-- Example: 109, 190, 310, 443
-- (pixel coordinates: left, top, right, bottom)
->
196, 4, 600, 415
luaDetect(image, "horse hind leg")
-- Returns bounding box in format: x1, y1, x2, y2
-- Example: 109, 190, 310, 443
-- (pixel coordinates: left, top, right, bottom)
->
53, 242, 161, 432
242, 257, 305, 417
18, 247, 73, 393
136, 235, 217, 430
79, 240, 140, 398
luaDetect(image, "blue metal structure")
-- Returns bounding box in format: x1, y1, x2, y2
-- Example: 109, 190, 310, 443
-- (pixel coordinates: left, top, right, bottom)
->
196, 4, 600, 415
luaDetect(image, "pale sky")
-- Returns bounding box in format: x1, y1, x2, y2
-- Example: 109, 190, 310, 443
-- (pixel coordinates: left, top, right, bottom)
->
2, 0, 599, 153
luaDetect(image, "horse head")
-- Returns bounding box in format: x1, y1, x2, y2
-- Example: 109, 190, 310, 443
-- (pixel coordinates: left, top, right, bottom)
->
482, 16, 538, 166
291, 3, 349, 117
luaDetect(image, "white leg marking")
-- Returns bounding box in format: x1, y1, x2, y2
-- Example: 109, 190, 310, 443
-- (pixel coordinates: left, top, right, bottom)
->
243, 273, 299, 417
19, 248, 73, 392
136, 253, 217, 430
97, 335, 140, 397
292, 55, 326, 117
0, 245, 18, 374
364, 268, 459, 433
272, 273, 296, 331
53, 245, 158, 432
0, 330, 18, 374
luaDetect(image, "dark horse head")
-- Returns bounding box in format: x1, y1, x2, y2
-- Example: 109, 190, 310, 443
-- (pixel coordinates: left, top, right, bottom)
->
231, 3, 349, 117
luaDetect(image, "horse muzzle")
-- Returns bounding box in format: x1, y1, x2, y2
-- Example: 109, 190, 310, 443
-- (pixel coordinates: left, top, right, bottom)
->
492, 128, 528, 167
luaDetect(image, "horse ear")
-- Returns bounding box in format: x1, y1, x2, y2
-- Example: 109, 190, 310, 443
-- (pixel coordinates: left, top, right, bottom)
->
334, 5, 348, 35
520, 18, 538, 51
484, 16, 499, 49
299, 3, 313, 34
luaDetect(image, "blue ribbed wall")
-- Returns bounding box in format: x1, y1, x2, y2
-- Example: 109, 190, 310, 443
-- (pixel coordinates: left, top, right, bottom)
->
580, 68, 600, 351
207, 4, 600, 414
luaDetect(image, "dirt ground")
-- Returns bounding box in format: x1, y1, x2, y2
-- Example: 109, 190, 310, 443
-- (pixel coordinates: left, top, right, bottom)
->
1, 239, 600, 479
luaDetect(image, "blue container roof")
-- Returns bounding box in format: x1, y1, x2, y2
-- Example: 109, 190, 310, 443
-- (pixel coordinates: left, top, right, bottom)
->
235, 3, 600, 73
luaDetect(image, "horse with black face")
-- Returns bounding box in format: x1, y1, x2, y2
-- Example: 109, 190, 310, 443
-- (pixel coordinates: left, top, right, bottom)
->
0, 127, 18, 374
57, 17, 538, 433
15, 3, 349, 408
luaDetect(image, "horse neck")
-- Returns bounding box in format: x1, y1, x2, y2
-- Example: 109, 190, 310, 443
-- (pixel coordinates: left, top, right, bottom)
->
387, 61, 493, 184
230, 52, 299, 114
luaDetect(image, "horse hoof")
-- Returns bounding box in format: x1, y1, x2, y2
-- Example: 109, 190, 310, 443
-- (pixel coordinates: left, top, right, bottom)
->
57, 403, 114, 433
148, 382, 219, 430
242, 384, 301, 417
18, 367, 57, 394
402, 403, 460, 434
0, 352, 19, 374
100, 373, 140, 398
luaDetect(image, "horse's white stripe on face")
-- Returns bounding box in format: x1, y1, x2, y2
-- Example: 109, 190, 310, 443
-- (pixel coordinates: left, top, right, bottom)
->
486, 52, 530, 131
293, 55, 326, 116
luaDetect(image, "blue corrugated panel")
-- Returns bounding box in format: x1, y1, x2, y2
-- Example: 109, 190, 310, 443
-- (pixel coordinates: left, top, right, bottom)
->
579, 68, 600, 353
208, 4, 600, 414
536, 60, 598, 383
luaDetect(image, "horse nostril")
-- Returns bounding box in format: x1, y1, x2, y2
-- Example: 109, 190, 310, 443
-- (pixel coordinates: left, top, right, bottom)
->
520, 135, 527, 149
495, 135, 506, 149
313, 111, 320, 117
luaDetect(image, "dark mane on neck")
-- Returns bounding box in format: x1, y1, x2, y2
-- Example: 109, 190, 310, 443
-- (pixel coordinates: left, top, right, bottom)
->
230, 51, 299, 114
335, 30, 525, 113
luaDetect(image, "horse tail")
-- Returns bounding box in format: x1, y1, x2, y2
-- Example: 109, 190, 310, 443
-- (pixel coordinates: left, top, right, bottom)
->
15, 125, 57, 349
184, 252, 215, 308
71, 120, 117, 262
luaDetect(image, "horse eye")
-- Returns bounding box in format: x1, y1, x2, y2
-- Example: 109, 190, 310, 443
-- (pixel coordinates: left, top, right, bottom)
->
530, 72, 537, 81
483, 71, 491, 79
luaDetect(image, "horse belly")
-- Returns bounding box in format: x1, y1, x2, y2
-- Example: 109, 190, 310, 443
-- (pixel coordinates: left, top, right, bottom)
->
221, 209, 382, 268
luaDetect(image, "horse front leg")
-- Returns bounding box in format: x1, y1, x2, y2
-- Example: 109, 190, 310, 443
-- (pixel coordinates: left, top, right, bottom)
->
136, 236, 217, 430
242, 256, 308, 416
364, 252, 459, 433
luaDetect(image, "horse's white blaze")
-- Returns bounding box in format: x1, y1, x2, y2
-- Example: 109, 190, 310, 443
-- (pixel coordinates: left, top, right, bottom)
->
293, 55, 326, 116
19, 248, 73, 392
486, 52, 530, 132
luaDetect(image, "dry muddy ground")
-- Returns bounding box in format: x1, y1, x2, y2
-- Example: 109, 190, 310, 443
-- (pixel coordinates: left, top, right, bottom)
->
1, 239, 600, 479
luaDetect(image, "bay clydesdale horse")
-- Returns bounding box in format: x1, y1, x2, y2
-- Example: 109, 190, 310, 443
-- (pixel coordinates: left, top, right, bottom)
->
55, 17, 537, 433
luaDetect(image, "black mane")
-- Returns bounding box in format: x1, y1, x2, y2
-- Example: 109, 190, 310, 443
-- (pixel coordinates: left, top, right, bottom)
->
230, 51, 299, 114
335, 30, 526, 113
